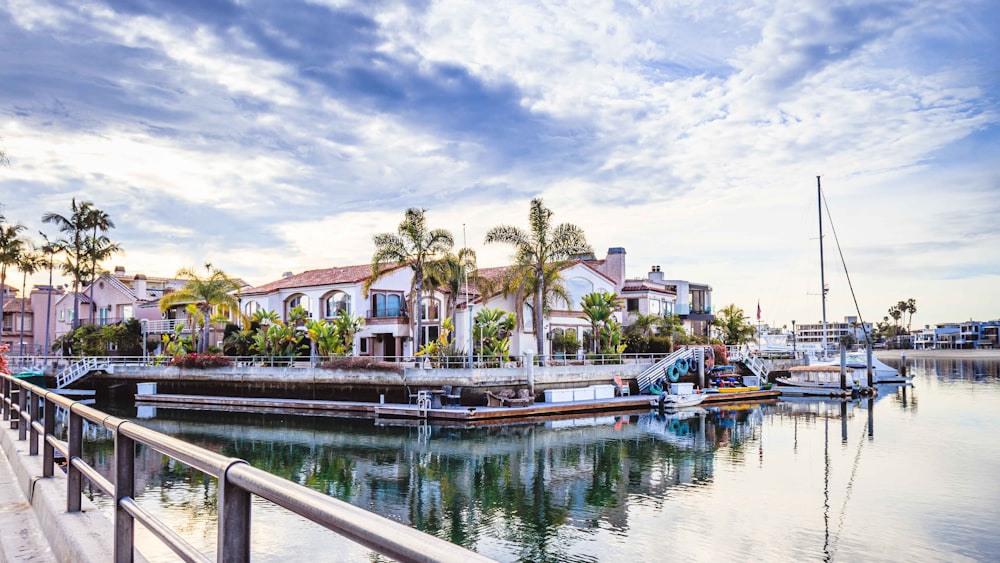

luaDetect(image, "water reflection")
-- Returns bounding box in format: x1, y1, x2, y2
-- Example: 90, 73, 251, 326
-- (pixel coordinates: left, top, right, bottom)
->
69, 356, 1000, 562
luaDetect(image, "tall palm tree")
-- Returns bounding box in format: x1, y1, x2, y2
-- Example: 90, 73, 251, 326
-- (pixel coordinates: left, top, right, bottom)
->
485, 198, 591, 361
369, 208, 454, 351
423, 247, 477, 331
905, 298, 917, 332
83, 206, 117, 324
0, 219, 28, 332
159, 264, 242, 354
42, 199, 95, 329
16, 246, 43, 355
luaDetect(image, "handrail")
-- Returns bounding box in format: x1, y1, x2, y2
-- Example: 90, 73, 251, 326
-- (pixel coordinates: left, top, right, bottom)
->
0, 373, 494, 562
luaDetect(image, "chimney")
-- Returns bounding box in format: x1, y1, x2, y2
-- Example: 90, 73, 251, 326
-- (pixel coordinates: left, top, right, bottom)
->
114, 265, 126, 276
649, 265, 664, 282
602, 247, 626, 285
282, 271, 293, 278
133, 274, 148, 300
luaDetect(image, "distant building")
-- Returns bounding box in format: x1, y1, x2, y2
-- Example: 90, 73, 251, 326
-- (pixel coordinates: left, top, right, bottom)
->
795, 316, 873, 350
914, 321, 1000, 349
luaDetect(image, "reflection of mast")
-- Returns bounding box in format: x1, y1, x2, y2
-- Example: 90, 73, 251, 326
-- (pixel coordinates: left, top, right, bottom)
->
823, 414, 831, 561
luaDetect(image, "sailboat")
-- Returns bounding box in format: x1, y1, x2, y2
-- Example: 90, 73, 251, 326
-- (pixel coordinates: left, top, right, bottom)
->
803, 177, 909, 384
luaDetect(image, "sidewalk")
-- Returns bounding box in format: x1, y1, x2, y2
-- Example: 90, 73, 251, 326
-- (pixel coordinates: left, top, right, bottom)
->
0, 434, 54, 562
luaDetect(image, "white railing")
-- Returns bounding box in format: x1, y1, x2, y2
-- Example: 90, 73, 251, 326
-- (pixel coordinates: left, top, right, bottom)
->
141, 319, 192, 333
55, 357, 106, 389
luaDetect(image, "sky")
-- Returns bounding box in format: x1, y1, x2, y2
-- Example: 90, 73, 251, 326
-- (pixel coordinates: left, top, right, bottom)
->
1, 0, 998, 330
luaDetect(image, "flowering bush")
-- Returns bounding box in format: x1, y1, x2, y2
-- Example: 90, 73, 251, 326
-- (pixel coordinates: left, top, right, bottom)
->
168, 353, 232, 368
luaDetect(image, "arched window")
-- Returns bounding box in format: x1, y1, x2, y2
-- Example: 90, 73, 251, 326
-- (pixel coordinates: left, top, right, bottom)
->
285, 294, 312, 318
421, 297, 441, 322
323, 291, 351, 318
244, 301, 261, 316
566, 277, 594, 310
523, 303, 534, 332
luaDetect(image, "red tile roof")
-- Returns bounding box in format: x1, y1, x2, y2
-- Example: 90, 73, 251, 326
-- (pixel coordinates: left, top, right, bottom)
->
243, 264, 404, 295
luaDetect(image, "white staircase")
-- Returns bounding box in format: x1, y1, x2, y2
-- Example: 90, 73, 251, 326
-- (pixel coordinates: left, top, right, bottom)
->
636, 347, 710, 393
728, 344, 769, 381
56, 357, 112, 389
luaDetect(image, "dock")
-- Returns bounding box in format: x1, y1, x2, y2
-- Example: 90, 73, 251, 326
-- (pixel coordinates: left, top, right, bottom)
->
136, 388, 783, 422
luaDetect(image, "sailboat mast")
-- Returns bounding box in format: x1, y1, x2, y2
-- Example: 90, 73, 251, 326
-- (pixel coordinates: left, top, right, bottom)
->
817, 176, 828, 356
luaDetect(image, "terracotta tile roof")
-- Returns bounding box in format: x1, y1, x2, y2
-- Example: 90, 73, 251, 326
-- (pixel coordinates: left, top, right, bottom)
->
2, 297, 30, 313
243, 264, 403, 295
621, 280, 677, 294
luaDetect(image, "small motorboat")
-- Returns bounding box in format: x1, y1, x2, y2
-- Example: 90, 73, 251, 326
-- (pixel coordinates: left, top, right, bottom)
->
649, 382, 705, 409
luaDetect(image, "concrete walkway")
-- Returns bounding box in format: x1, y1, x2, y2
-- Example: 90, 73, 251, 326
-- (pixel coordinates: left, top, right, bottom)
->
0, 437, 54, 562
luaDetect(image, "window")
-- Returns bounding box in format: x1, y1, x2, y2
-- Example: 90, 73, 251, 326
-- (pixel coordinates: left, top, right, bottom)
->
99, 306, 111, 325
323, 291, 351, 318
371, 293, 403, 318
650, 299, 662, 316
627, 298, 639, 312
122, 305, 133, 320
285, 294, 312, 317
421, 297, 441, 322
244, 301, 261, 316
567, 277, 594, 310
523, 303, 534, 332
359, 337, 369, 355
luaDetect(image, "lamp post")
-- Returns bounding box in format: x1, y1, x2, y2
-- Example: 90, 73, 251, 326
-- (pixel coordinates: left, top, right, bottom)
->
40, 232, 55, 368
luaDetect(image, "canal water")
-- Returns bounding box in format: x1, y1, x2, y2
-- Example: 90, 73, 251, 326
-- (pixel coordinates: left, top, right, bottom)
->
79, 356, 1000, 562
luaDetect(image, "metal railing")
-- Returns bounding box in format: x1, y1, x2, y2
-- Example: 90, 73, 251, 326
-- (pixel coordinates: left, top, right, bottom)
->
0, 373, 494, 562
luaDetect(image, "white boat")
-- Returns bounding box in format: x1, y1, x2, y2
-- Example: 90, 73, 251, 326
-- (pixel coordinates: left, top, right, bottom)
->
775, 366, 860, 396
811, 351, 909, 383
650, 392, 706, 409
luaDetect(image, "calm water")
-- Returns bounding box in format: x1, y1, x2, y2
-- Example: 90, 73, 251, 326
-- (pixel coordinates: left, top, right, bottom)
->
79, 356, 1000, 562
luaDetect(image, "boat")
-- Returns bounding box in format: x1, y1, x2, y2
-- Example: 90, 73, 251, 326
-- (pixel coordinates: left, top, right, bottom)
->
14, 369, 46, 388
802, 177, 909, 384
649, 382, 706, 409
775, 366, 859, 396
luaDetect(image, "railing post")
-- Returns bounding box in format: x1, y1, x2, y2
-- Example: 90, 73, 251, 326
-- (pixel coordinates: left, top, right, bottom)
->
67, 406, 83, 512
17, 384, 27, 439
43, 395, 55, 478
115, 424, 135, 563
29, 390, 40, 455
0, 377, 7, 420
218, 461, 251, 562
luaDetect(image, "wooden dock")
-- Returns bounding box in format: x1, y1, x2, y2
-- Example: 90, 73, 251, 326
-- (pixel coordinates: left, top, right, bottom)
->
136, 388, 783, 422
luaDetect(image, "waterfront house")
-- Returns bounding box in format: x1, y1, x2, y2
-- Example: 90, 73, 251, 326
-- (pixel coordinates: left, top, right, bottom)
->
239, 264, 430, 359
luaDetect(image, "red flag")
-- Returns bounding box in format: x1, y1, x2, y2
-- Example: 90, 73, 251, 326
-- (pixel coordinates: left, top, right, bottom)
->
756, 301, 761, 321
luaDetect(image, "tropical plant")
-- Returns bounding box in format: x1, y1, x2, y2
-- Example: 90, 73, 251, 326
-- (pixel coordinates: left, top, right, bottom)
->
423, 247, 478, 329
162, 324, 194, 356
0, 218, 28, 326
330, 309, 365, 355
657, 313, 687, 343
712, 304, 756, 345
473, 307, 516, 366
369, 208, 454, 351
42, 199, 96, 329
552, 330, 580, 357
159, 264, 242, 354
597, 317, 627, 360
581, 291, 619, 353
16, 245, 43, 354
415, 318, 464, 367
83, 206, 118, 324
484, 198, 591, 362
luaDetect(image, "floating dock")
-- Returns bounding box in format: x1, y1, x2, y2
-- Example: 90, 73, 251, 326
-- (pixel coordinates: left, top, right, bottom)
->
136, 388, 782, 422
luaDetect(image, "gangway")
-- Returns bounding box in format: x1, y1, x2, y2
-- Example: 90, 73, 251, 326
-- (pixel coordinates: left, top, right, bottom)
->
55, 357, 114, 389
727, 344, 770, 381
635, 346, 712, 393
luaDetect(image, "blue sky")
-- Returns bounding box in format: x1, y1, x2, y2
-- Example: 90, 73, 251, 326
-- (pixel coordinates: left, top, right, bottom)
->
1, 0, 998, 328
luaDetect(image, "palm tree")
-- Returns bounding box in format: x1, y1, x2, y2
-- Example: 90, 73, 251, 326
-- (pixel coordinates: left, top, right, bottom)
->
423, 247, 477, 331
159, 264, 242, 354
16, 246, 43, 355
369, 208, 454, 352
888, 304, 902, 337
581, 291, 619, 353
42, 199, 95, 329
485, 198, 591, 361
905, 298, 917, 332
713, 304, 755, 345
0, 219, 28, 330
83, 206, 118, 324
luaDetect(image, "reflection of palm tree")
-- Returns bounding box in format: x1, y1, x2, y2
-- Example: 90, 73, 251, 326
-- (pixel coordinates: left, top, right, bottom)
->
485, 198, 590, 363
